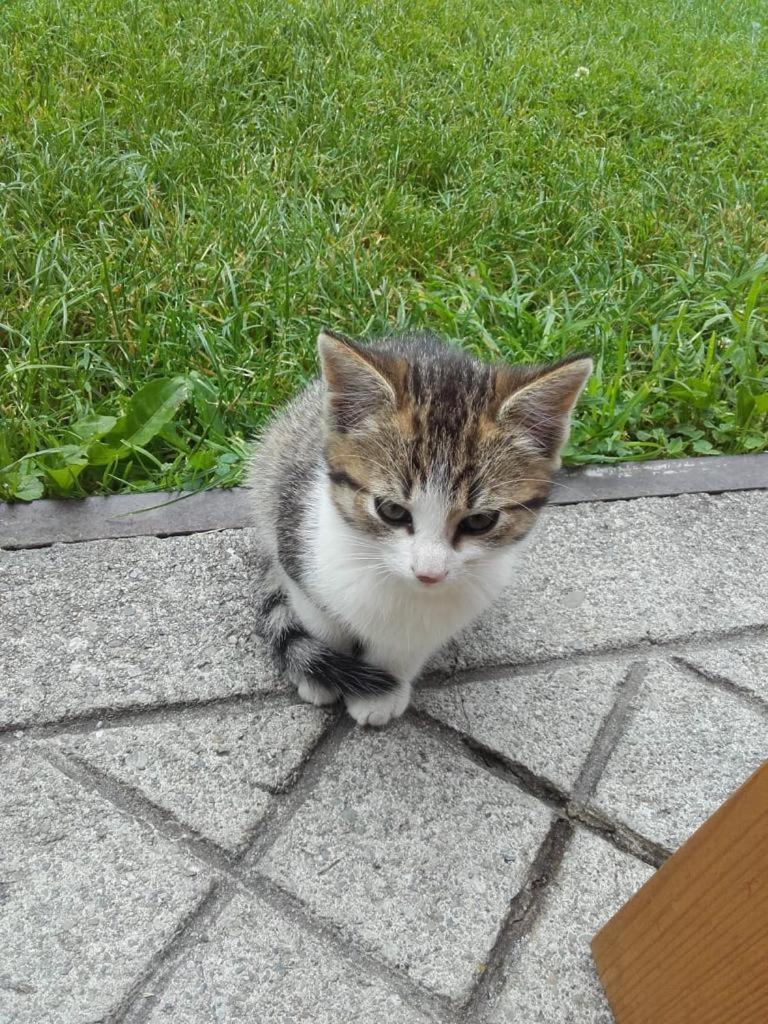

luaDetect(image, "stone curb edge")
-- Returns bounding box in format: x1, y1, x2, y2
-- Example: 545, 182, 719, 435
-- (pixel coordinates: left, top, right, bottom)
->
1, 453, 766, 551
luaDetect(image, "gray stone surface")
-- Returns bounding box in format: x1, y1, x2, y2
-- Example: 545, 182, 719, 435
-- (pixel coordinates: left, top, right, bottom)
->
491, 829, 654, 1024
415, 662, 625, 792
3, 485, 766, 1023
259, 720, 552, 1001
0, 746, 211, 1024
50, 701, 329, 851
680, 636, 768, 705
0, 530, 282, 729
593, 660, 768, 849
145, 892, 433, 1024
452, 491, 768, 670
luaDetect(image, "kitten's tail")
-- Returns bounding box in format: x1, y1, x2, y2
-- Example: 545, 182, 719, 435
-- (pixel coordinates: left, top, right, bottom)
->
260, 591, 399, 697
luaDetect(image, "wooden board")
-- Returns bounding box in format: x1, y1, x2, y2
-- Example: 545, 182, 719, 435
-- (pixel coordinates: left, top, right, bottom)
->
592, 760, 768, 1024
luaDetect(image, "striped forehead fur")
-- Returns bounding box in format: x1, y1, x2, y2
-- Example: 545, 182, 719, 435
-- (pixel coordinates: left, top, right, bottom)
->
322, 331, 590, 544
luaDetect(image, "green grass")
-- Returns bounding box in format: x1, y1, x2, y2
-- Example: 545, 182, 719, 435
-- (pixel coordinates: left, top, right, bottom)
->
1, 0, 767, 500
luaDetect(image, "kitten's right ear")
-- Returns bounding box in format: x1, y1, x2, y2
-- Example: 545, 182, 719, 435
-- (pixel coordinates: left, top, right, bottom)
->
317, 330, 399, 431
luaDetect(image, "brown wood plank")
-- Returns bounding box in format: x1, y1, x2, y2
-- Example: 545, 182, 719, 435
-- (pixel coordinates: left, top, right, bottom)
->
592, 761, 768, 1024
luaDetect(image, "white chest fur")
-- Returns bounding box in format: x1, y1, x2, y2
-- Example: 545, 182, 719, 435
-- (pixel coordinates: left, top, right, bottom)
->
302, 473, 525, 681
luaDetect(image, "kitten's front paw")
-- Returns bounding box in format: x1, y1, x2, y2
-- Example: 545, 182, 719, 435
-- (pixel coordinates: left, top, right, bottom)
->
295, 676, 338, 707
345, 683, 412, 727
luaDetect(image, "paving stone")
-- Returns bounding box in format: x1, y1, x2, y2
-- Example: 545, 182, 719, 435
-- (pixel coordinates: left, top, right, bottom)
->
491, 829, 653, 1024
0, 746, 211, 1024
593, 661, 768, 849
679, 636, 768, 705
451, 491, 768, 671
50, 701, 329, 851
259, 720, 552, 1001
415, 662, 624, 793
145, 892, 432, 1024
0, 530, 283, 728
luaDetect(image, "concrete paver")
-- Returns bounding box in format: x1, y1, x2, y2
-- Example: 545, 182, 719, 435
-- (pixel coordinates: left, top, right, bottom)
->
415, 662, 625, 792
0, 746, 211, 1024
259, 720, 553, 1001
2, 487, 767, 1023
490, 829, 653, 1024
593, 660, 768, 849
49, 701, 329, 851
144, 892, 434, 1024
0, 531, 282, 730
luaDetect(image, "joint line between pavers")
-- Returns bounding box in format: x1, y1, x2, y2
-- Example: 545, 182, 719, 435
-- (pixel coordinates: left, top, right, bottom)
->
34, 717, 458, 1024
108, 879, 229, 1024
672, 655, 768, 717
408, 706, 570, 811
568, 808, 671, 869
35, 702, 346, 874
407, 699, 667, 872
0, 686, 297, 742
419, 620, 768, 694
218, 709, 352, 859
38, 745, 240, 873
571, 660, 648, 803
236, 711, 353, 864
247, 873, 463, 1024
459, 817, 575, 1023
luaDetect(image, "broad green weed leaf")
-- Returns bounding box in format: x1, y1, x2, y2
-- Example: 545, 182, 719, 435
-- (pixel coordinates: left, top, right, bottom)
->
85, 442, 122, 466
735, 385, 755, 427
743, 433, 766, 450
13, 475, 44, 501
45, 462, 87, 491
70, 415, 118, 441
692, 439, 716, 454
188, 450, 217, 471
38, 444, 90, 493
104, 376, 190, 451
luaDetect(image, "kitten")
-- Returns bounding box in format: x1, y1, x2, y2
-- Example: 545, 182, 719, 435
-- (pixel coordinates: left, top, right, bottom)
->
248, 330, 591, 726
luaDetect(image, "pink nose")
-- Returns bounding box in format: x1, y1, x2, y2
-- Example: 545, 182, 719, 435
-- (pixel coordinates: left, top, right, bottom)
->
416, 571, 447, 586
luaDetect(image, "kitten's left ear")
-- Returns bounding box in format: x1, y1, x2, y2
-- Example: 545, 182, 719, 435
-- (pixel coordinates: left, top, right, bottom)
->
497, 354, 593, 461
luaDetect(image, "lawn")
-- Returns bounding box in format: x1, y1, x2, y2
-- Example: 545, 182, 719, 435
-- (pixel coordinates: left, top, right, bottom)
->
1, 0, 767, 500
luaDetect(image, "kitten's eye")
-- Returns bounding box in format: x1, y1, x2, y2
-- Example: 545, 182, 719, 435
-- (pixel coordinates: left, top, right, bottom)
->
460, 510, 500, 534
375, 498, 412, 527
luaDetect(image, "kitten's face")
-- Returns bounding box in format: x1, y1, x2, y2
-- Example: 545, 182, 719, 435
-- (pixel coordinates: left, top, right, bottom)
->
319, 331, 591, 590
